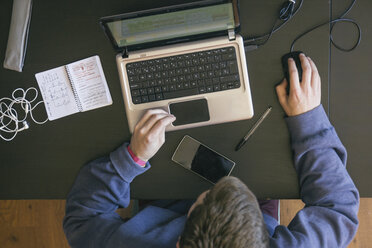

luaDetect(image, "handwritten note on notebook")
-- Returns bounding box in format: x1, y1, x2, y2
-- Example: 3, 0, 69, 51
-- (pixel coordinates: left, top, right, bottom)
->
35, 56, 112, 120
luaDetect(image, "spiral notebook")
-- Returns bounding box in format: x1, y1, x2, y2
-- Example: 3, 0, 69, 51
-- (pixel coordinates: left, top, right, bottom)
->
35, 55, 112, 120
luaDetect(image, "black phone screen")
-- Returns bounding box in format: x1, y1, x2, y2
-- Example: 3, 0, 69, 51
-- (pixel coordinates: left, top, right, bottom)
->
191, 145, 235, 183
172, 136, 235, 184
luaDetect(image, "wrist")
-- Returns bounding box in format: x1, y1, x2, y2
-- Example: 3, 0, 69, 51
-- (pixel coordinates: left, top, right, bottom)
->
127, 145, 147, 167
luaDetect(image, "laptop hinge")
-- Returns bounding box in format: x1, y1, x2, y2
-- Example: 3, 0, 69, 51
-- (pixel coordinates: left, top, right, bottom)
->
122, 48, 129, 58
228, 29, 236, 41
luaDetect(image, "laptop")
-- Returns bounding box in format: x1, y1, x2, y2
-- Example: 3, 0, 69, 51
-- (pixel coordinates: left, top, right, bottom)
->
100, 0, 254, 133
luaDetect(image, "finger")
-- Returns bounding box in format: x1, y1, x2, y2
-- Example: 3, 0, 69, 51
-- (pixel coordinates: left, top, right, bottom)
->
299, 53, 312, 88
149, 115, 176, 137
308, 57, 321, 89
288, 58, 301, 93
141, 113, 174, 134
135, 109, 168, 130
276, 79, 288, 105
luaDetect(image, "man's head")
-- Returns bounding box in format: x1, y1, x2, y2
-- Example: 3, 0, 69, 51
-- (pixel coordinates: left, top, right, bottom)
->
178, 176, 269, 248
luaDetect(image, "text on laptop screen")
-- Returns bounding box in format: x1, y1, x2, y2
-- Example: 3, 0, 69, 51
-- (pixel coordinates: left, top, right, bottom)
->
107, 3, 235, 47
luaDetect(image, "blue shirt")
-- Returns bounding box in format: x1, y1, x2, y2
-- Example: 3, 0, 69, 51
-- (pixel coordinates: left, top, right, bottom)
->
63, 105, 359, 248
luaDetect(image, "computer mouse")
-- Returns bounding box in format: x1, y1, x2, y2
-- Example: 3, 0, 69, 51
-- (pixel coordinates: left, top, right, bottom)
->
281, 51, 303, 88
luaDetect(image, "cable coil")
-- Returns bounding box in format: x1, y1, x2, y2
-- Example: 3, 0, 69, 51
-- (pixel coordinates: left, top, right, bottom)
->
0, 87, 48, 141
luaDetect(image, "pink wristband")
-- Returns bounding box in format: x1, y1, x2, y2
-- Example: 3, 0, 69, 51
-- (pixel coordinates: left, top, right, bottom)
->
127, 146, 147, 167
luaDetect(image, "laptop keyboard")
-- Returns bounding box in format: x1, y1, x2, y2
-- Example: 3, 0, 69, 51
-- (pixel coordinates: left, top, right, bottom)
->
126, 46, 241, 104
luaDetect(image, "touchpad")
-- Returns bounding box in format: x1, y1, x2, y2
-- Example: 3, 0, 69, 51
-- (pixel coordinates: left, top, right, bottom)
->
169, 99, 210, 126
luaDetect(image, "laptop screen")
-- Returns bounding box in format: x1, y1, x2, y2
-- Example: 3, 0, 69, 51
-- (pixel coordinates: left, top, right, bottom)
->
106, 3, 235, 48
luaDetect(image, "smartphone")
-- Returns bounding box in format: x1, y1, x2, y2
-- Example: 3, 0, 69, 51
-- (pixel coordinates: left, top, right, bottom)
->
172, 135, 236, 184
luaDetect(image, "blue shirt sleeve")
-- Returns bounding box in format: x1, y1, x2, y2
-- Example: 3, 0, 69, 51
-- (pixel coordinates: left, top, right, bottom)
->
270, 105, 360, 248
63, 143, 151, 248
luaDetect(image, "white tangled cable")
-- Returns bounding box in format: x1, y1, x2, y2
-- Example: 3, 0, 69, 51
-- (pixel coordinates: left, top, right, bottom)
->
0, 87, 48, 141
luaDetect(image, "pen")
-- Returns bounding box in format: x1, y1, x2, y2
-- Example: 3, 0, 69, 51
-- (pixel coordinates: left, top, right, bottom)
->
235, 106, 272, 151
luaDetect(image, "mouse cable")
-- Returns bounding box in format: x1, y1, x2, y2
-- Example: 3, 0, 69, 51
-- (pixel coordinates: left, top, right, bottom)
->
290, 0, 361, 52
243, 0, 304, 51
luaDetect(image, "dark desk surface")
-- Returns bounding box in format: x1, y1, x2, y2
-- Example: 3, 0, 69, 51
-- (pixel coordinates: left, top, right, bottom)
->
0, 0, 369, 199
330, 0, 372, 197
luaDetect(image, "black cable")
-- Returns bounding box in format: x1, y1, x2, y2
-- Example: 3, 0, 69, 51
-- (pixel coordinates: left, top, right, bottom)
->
243, 0, 361, 53
256, 19, 279, 47
256, 1, 296, 47
290, 0, 361, 52
244, 0, 303, 47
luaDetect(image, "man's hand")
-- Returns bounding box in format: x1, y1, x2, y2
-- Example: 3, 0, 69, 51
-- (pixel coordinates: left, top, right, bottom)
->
129, 109, 176, 162
276, 54, 321, 116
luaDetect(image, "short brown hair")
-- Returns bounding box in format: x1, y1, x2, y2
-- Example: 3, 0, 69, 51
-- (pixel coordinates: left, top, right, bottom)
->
179, 176, 269, 248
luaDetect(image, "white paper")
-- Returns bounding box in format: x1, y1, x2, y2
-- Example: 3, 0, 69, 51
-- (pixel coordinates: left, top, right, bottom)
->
66, 56, 112, 111
35, 66, 79, 120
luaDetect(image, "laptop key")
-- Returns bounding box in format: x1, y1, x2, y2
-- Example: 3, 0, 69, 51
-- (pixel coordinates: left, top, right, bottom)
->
227, 60, 237, 66
222, 69, 229, 75
140, 88, 147, 95
132, 89, 140, 96
149, 94, 156, 101
197, 80, 205, 86
222, 53, 236, 60
156, 93, 163, 100
163, 88, 199, 99
133, 97, 141, 104
147, 87, 154, 94
220, 74, 239, 83
129, 76, 139, 82
154, 87, 162, 93
214, 70, 222, 77
229, 65, 238, 74
130, 83, 141, 89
